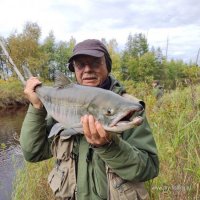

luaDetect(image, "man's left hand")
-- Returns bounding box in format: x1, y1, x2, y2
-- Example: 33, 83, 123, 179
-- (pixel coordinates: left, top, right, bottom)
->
81, 115, 111, 147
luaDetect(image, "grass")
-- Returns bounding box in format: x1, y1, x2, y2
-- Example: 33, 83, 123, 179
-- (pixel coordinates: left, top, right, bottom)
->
1, 79, 199, 199
12, 160, 55, 200
145, 86, 200, 199
0, 79, 27, 109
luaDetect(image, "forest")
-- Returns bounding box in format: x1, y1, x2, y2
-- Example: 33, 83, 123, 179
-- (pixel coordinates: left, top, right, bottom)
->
1, 22, 200, 90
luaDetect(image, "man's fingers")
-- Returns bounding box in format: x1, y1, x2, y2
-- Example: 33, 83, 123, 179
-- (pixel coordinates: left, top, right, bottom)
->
82, 115, 91, 139
24, 77, 41, 94
95, 121, 107, 138
88, 115, 99, 140
96, 121, 112, 144
82, 115, 111, 147
23, 77, 44, 109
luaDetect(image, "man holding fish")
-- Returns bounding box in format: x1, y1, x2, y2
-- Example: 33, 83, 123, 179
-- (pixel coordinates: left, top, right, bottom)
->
20, 39, 159, 200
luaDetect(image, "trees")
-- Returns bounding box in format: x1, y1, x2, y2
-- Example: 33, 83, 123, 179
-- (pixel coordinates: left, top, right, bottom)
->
121, 33, 152, 82
1, 22, 200, 90
1, 23, 76, 81
6, 22, 44, 78
102, 38, 121, 80
124, 33, 148, 58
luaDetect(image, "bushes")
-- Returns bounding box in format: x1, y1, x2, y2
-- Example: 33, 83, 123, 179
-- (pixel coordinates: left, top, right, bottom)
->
0, 79, 28, 109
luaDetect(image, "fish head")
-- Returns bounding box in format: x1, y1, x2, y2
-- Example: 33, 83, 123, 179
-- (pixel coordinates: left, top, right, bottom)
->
88, 91, 144, 133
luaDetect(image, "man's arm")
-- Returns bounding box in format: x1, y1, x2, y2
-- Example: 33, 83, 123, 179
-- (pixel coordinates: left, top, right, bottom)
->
83, 112, 159, 182
20, 77, 53, 162
20, 104, 53, 162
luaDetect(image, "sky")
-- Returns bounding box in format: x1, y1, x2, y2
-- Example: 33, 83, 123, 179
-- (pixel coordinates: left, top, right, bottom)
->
0, 0, 200, 64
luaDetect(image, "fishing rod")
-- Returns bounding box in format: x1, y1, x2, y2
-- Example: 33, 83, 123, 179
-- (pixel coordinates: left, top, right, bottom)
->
0, 40, 26, 85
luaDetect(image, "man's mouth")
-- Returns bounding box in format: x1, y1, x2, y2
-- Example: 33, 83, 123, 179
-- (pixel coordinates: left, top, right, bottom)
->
83, 77, 97, 80
82, 76, 98, 81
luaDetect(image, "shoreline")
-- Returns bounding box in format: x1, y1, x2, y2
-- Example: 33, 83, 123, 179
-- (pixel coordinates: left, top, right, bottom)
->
0, 99, 28, 111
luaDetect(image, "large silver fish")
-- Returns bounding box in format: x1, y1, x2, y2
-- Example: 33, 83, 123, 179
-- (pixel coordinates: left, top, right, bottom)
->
0, 40, 144, 136
32, 70, 144, 136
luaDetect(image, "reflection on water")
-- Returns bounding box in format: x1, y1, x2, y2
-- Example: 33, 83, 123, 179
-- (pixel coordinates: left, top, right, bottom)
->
0, 106, 27, 200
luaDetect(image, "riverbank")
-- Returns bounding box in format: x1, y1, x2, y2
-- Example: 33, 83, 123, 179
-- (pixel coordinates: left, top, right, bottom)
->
0, 79, 28, 110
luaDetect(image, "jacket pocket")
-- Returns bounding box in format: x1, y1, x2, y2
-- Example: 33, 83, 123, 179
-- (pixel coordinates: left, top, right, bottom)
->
48, 160, 75, 199
48, 162, 68, 193
108, 170, 149, 200
48, 131, 76, 199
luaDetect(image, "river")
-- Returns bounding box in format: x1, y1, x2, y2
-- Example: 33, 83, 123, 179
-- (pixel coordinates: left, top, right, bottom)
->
0, 106, 27, 200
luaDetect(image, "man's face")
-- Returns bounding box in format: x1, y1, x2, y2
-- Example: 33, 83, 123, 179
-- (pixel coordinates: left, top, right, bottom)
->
73, 55, 109, 87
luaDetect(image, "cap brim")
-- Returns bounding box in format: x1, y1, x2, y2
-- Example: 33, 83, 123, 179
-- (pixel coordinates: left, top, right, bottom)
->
69, 50, 104, 62
68, 50, 104, 72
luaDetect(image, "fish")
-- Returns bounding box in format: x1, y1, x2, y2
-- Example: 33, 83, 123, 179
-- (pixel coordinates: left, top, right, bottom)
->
0, 40, 144, 136
25, 69, 144, 136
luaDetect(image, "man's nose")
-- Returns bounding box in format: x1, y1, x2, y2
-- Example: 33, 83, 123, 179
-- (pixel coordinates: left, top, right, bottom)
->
84, 64, 93, 71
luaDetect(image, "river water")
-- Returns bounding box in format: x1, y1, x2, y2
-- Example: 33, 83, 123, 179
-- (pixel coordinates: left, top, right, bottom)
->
0, 106, 27, 200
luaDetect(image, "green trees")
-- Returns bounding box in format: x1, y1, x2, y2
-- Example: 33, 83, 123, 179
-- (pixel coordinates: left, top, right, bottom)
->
41, 33, 75, 80
121, 33, 157, 82
0, 22, 75, 81
0, 23, 200, 89
7, 22, 43, 76
120, 33, 200, 89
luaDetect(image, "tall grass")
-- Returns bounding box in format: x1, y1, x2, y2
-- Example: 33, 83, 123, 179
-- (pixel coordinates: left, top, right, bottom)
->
12, 160, 55, 200
146, 85, 200, 200
11, 82, 200, 200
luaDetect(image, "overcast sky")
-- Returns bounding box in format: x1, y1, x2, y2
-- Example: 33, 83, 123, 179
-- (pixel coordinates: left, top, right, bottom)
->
0, 0, 200, 64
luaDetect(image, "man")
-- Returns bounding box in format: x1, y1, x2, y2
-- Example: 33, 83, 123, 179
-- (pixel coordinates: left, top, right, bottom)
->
152, 80, 164, 100
20, 39, 159, 200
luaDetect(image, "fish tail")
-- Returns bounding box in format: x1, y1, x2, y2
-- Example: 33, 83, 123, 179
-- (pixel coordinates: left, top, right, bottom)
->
0, 40, 26, 85
22, 65, 33, 79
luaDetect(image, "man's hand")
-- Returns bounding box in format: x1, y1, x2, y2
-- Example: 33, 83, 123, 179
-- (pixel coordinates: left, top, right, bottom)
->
24, 77, 43, 109
81, 115, 111, 147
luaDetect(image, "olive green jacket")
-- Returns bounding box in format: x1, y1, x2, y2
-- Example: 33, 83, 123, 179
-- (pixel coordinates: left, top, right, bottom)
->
20, 76, 159, 199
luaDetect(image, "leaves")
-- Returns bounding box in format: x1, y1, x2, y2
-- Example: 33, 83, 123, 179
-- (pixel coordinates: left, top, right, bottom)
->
0, 23, 200, 90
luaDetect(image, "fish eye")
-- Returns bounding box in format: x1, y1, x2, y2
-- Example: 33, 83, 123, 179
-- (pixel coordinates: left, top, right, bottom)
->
106, 108, 113, 116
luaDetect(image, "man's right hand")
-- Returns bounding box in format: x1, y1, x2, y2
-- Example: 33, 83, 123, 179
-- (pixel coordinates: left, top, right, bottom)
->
24, 77, 43, 109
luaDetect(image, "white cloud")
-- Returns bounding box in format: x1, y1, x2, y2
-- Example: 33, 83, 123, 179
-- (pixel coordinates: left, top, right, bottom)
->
0, 0, 200, 64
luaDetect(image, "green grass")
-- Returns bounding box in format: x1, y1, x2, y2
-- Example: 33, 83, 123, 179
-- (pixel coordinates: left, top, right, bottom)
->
145, 86, 200, 199
12, 160, 55, 200
1, 80, 198, 200
0, 79, 27, 109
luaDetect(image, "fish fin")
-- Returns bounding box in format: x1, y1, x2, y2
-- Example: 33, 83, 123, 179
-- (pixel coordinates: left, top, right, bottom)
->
54, 70, 72, 88
60, 127, 83, 136
48, 123, 64, 138
22, 65, 33, 79
48, 123, 83, 138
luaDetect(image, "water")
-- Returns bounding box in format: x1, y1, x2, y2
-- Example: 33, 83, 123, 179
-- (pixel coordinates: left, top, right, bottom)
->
0, 107, 27, 200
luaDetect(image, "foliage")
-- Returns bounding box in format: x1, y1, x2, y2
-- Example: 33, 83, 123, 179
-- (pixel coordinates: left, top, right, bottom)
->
1, 23, 200, 89
124, 33, 148, 58
102, 38, 122, 80
146, 85, 200, 199
0, 79, 27, 109
12, 159, 55, 200
6, 22, 44, 77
